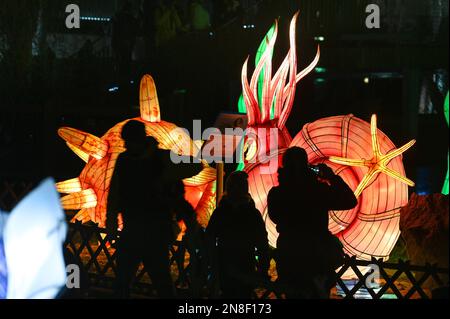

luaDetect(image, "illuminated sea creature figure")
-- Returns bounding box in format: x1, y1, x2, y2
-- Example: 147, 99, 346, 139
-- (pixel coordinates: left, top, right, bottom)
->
240, 13, 415, 260
56, 75, 217, 228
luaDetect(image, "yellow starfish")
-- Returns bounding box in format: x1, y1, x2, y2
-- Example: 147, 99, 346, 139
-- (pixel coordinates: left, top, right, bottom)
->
329, 114, 416, 198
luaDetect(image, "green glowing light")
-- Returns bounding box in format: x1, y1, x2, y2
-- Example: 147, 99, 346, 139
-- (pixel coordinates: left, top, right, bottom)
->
237, 94, 246, 170
235, 134, 245, 172
238, 94, 246, 114
314, 78, 326, 84
237, 24, 277, 170
236, 161, 245, 172
256, 23, 276, 119
442, 91, 449, 195
237, 24, 277, 117
314, 67, 327, 73
314, 36, 325, 42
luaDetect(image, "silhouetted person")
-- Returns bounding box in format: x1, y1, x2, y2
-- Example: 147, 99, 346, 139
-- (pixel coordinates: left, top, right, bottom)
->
107, 120, 201, 298
206, 171, 270, 298
268, 147, 357, 298
171, 180, 206, 297
112, 1, 138, 87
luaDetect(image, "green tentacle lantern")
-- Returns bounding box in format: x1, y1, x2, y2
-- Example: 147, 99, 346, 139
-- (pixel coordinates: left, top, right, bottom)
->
443, 91, 449, 195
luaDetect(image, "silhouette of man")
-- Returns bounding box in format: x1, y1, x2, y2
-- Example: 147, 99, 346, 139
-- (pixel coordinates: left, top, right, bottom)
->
107, 120, 201, 298
268, 147, 357, 298
206, 171, 270, 298
171, 180, 206, 297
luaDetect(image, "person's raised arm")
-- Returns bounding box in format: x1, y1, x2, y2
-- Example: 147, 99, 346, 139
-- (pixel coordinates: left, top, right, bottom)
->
318, 164, 358, 211
165, 151, 203, 181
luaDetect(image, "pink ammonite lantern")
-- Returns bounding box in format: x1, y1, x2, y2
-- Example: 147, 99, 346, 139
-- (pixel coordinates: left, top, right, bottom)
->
240, 13, 415, 260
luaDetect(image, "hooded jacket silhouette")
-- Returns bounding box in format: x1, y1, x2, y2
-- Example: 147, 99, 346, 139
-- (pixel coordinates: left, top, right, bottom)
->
206, 171, 269, 298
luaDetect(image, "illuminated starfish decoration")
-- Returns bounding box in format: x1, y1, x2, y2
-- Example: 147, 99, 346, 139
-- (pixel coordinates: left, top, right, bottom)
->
329, 114, 416, 198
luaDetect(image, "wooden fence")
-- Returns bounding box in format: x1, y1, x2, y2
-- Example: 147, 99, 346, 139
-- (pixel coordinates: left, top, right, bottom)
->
1, 180, 448, 299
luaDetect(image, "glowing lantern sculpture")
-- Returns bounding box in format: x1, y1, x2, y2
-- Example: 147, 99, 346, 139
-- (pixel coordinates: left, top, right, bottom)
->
240, 13, 415, 260
56, 75, 217, 228
293, 115, 415, 260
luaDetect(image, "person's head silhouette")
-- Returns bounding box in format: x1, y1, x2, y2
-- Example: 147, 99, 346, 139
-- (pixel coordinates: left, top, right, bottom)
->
122, 120, 158, 155
225, 171, 249, 199
278, 147, 312, 185
283, 147, 308, 170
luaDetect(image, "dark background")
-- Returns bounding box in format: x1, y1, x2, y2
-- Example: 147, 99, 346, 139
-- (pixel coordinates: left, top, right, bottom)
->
0, 0, 448, 195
